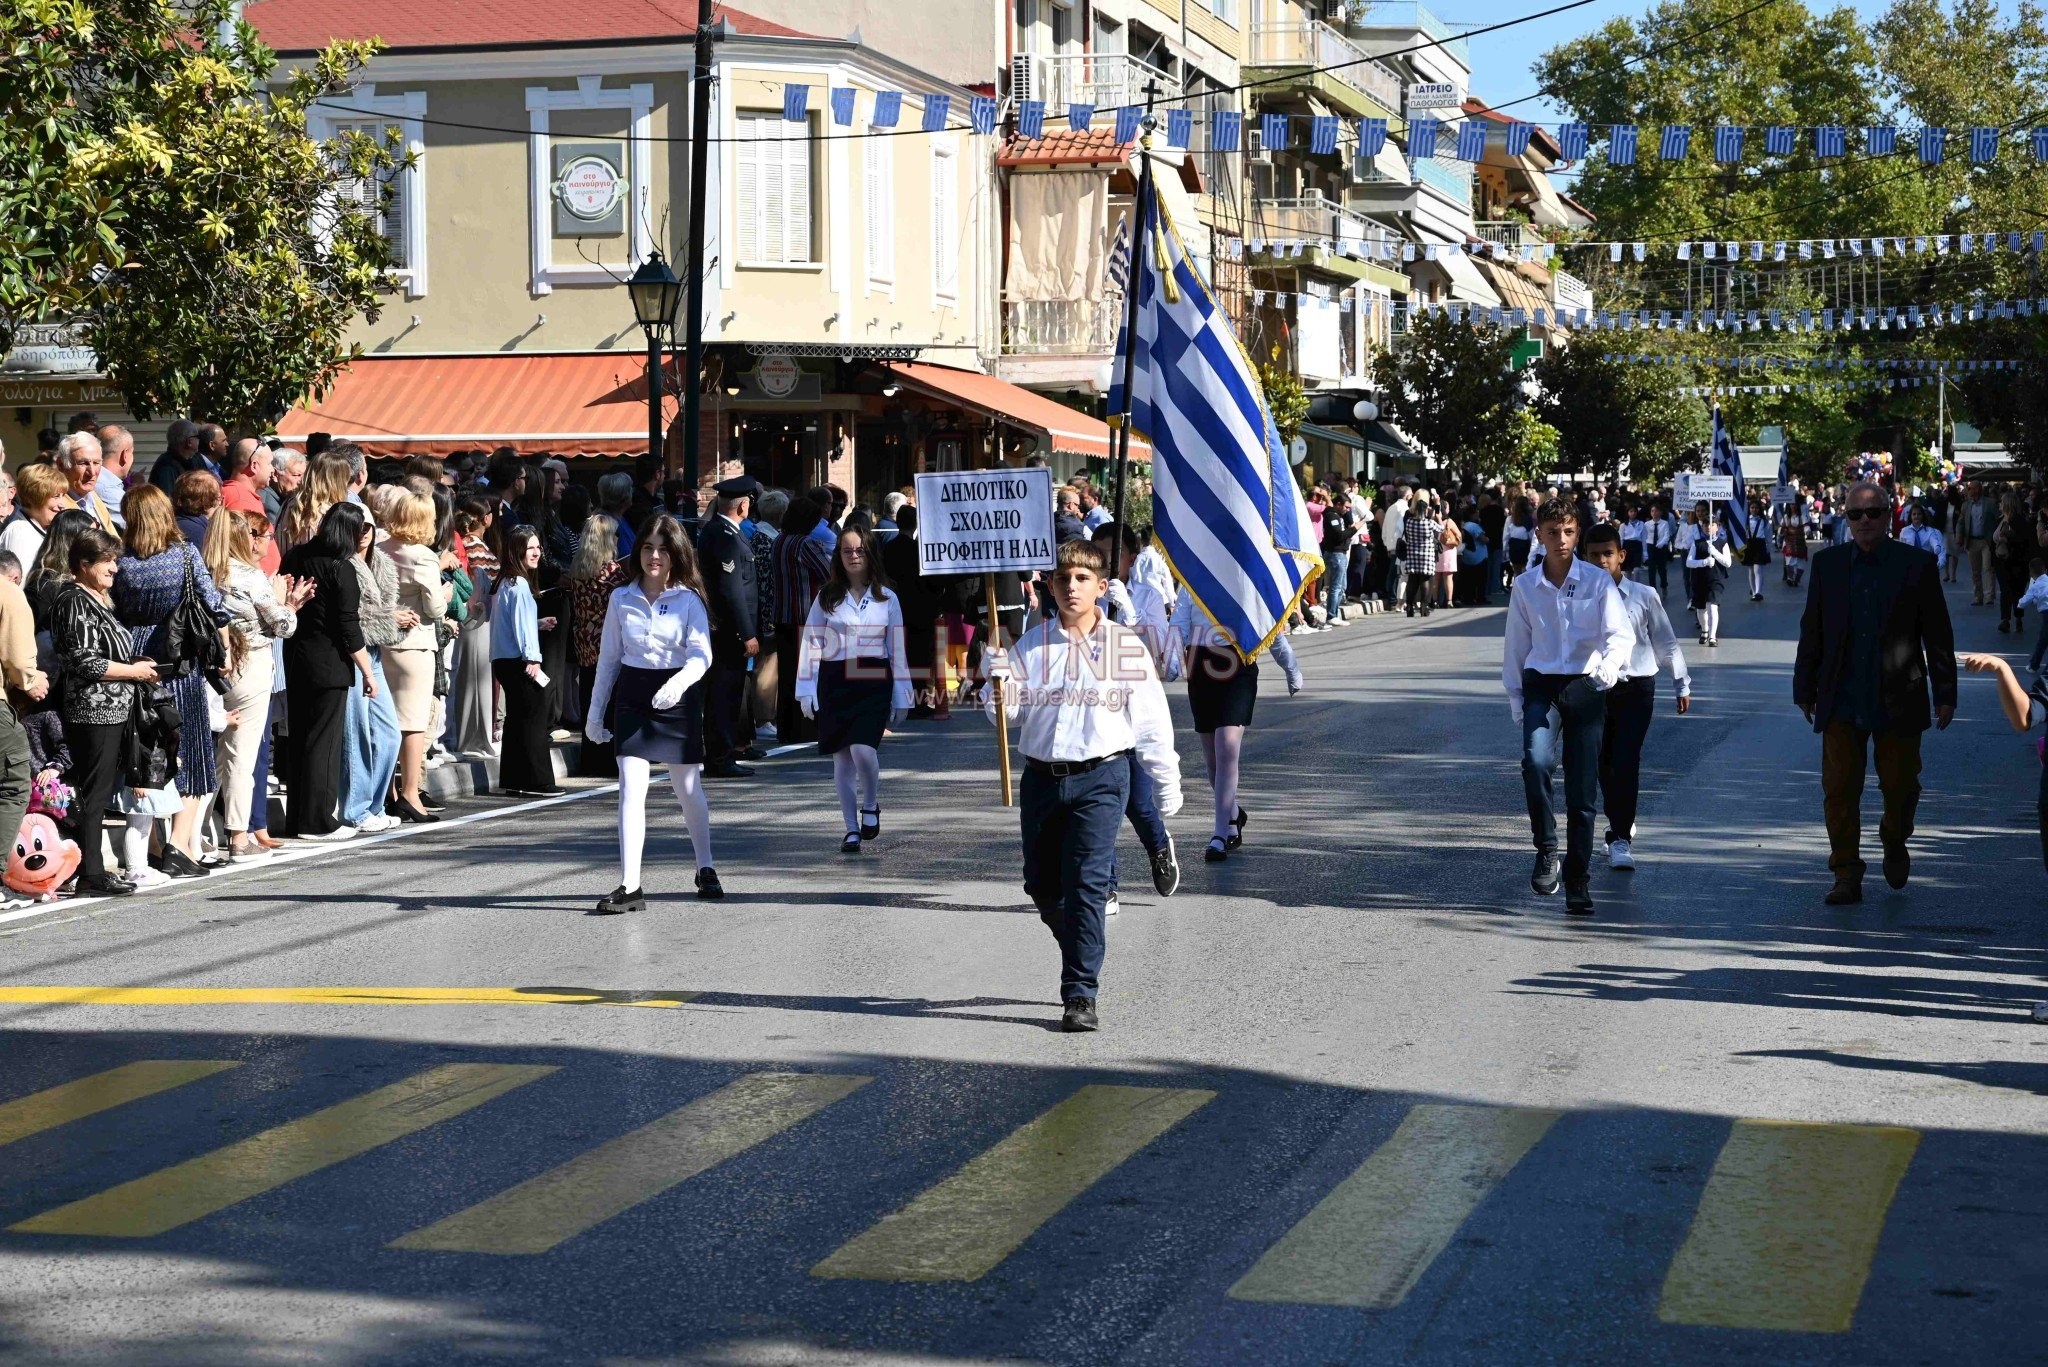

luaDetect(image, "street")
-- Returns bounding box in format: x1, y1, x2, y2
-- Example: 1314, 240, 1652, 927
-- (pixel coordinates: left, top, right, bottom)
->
1, 575, 2044, 1366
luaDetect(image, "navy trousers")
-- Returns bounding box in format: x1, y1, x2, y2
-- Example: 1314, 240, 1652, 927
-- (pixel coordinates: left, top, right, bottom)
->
1020, 757, 1129, 1004
1598, 675, 1656, 845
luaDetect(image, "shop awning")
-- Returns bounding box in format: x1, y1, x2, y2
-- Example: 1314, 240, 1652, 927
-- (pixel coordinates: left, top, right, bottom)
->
880, 361, 1146, 462
274, 353, 666, 457
1359, 420, 1413, 456
1299, 422, 1364, 450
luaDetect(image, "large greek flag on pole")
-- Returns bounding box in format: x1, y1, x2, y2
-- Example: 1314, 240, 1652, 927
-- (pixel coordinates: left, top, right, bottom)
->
1110, 178, 1318, 661
1709, 405, 1752, 546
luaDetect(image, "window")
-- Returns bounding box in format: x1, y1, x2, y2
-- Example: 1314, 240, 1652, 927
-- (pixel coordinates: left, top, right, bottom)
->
864, 131, 895, 290
737, 112, 817, 266
1051, 0, 1073, 53
331, 120, 409, 269
524, 78, 653, 294
931, 143, 959, 302
1016, 0, 1039, 53
308, 88, 426, 298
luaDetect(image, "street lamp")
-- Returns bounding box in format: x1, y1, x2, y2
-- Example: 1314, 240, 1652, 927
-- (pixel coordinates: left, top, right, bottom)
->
627, 250, 683, 477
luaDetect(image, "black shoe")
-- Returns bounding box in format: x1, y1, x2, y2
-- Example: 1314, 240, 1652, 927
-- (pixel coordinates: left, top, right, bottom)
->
1061, 999, 1099, 1032
592, 885, 644, 915
1881, 842, 1910, 890
418, 791, 446, 813
1203, 836, 1228, 863
859, 807, 880, 840
841, 831, 862, 854
703, 761, 755, 779
1226, 807, 1246, 851
907, 703, 935, 720
696, 867, 724, 899
1532, 851, 1561, 896
75, 873, 136, 897
1149, 837, 1180, 897
1565, 881, 1594, 916
739, 745, 767, 761
1825, 876, 1863, 906
392, 797, 440, 824
160, 847, 209, 879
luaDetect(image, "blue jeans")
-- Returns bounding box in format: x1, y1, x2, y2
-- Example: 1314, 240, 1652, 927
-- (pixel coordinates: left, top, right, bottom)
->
1521, 671, 1607, 884
249, 702, 275, 834
1021, 756, 1130, 1003
1323, 551, 1349, 618
343, 653, 400, 826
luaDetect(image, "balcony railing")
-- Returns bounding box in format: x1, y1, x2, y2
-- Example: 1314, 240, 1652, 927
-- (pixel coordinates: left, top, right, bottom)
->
1246, 20, 1403, 112
1249, 195, 1399, 254
1031, 52, 1173, 115
1475, 220, 1546, 251
1411, 154, 1473, 205
1551, 268, 1593, 313
1348, 2, 1470, 65
1001, 296, 1124, 356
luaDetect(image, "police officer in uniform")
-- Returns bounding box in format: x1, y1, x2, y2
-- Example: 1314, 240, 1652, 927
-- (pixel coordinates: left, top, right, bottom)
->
698, 475, 761, 778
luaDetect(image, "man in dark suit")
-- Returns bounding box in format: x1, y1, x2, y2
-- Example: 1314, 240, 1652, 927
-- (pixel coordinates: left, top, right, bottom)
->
1794, 480, 1957, 904
698, 475, 761, 778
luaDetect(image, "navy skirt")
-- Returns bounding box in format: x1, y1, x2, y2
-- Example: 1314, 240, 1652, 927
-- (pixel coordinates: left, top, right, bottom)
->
1188, 647, 1257, 733
817, 657, 893, 755
611, 664, 703, 765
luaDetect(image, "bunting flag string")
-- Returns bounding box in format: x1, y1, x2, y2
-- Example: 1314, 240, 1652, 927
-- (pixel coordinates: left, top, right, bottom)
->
1326, 295, 2043, 333
1676, 378, 1932, 396
770, 83, 2048, 174
1223, 230, 2048, 263
1598, 355, 2025, 371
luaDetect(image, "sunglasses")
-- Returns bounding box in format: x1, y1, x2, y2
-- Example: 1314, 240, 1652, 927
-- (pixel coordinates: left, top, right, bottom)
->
1845, 506, 1889, 522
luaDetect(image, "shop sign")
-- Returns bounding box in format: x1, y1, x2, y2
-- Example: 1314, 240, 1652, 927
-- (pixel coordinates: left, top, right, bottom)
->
552, 142, 626, 236
914, 466, 1057, 575
0, 376, 122, 406
754, 352, 802, 399
1407, 82, 1462, 111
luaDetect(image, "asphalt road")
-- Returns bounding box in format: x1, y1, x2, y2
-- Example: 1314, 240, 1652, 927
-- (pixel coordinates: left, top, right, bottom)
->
1, 569, 2044, 1366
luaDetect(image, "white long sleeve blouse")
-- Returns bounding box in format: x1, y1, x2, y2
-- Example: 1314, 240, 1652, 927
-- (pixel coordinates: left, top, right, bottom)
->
795, 586, 914, 710
586, 581, 713, 725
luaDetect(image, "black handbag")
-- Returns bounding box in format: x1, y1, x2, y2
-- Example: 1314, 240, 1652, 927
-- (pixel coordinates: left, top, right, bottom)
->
122, 686, 183, 790
157, 556, 225, 680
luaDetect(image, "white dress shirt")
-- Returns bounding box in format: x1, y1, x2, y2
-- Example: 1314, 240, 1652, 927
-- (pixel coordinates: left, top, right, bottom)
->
1645, 517, 1675, 550
1105, 578, 1179, 679
1621, 519, 1646, 546
1898, 523, 1946, 568
1381, 499, 1408, 551
587, 581, 713, 724
1130, 544, 1176, 606
987, 612, 1182, 813
1502, 555, 1634, 720
1614, 577, 1690, 696
795, 585, 914, 710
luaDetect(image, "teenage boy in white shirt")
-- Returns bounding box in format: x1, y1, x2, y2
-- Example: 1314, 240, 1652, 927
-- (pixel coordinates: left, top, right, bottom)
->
1503, 497, 1634, 915
987, 540, 1182, 1032
1582, 522, 1693, 873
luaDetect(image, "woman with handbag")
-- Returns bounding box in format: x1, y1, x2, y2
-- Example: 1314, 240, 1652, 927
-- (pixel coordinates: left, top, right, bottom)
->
112, 485, 230, 869
49, 527, 161, 896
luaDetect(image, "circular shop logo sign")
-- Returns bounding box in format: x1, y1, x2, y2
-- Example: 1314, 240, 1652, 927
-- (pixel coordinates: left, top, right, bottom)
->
755, 353, 801, 398
555, 155, 625, 220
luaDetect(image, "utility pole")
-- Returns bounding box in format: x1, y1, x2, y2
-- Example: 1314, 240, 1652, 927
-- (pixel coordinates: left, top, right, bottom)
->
680, 0, 720, 522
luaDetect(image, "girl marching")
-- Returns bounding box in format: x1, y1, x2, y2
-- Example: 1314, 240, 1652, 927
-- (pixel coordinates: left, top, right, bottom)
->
584, 514, 721, 912
1172, 587, 1256, 862
1684, 505, 1734, 647
797, 523, 913, 853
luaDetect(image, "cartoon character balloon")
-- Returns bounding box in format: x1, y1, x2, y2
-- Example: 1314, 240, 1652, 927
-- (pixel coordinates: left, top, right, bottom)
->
6, 813, 81, 901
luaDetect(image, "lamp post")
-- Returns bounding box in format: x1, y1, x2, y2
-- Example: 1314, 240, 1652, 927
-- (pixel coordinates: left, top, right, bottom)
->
627, 250, 683, 480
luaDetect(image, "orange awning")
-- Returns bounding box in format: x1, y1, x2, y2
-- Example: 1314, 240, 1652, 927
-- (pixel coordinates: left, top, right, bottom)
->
881, 361, 1146, 463
275, 354, 665, 458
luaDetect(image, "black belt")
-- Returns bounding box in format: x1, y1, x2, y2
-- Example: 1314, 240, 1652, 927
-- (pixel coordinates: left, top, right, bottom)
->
1025, 750, 1131, 777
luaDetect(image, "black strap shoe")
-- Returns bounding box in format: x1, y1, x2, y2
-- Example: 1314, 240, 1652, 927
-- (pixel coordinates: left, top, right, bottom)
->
859, 807, 880, 840
695, 867, 724, 899
1203, 836, 1228, 863
841, 832, 862, 854
592, 885, 644, 915
1061, 999, 1099, 1032
1531, 851, 1562, 896
1225, 807, 1247, 851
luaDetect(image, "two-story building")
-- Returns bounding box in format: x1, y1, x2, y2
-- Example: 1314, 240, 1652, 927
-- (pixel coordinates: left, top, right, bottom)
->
249, 0, 1128, 508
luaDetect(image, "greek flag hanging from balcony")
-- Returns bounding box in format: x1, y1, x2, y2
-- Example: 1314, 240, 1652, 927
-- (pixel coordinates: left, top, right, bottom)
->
1166, 107, 1192, 149
1455, 120, 1486, 161
1018, 100, 1045, 139
1311, 115, 1339, 156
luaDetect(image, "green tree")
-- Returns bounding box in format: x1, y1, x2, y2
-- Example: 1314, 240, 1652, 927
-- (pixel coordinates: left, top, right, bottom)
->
1256, 345, 1310, 441
1532, 343, 1710, 485
1, 0, 396, 426
1371, 313, 1521, 484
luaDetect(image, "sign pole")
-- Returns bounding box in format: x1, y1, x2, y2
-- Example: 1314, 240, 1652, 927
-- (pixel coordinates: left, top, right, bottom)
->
987, 573, 1013, 807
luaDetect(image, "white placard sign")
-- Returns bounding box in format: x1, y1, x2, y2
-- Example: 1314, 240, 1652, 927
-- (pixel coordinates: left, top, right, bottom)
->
1770, 483, 1799, 506
914, 467, 1057, 576
1677, 474, 1735, 504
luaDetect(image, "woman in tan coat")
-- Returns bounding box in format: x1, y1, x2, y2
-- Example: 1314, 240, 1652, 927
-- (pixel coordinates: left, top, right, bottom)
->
380, 487, 453, 822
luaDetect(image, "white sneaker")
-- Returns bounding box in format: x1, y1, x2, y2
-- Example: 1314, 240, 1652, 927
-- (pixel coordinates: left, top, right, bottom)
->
126, 866, 172, 887
1105, 890, 1120, 917
357, 813, 400, 834
1608, 838, 1636, 871
299, 825, 358, 843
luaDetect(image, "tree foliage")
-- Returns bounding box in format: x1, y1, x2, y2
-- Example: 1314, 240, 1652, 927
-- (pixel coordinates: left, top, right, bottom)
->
1372, 313, 1524, 484
1532, 343, 1709, 485
0, 0, 395, 426
1257, 345, 1310, 441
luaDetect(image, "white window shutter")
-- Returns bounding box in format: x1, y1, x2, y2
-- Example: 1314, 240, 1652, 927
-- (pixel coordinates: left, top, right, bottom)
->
866, 137, 893, 284
784, 131, 811, 262
932, 149, 958, 299
737, 119, 763, 263
381, 151, 408, 269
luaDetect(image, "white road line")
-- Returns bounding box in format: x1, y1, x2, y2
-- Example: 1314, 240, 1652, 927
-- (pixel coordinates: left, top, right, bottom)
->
0, 784, 620, 931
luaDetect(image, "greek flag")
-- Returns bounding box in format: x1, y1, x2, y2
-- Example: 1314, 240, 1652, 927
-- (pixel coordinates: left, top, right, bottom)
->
1110, 176, 1317, 661
1105, 214, 1131, 292
1709, 406, 1752, 547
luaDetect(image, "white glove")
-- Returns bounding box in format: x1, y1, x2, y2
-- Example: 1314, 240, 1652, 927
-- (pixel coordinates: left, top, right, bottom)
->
984, 647, 1011, 681
651, 671, 689, 711
888, 708, 906, 728
799, 697, 817, 719
585, 719, 612, 745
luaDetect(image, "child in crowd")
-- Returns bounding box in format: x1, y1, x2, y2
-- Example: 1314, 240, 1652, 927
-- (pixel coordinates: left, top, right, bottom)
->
1781, 516, 1809, 588
2019, 558, 2048, 674
1959, 651, 2048, 874
1581, 524, 1691, 873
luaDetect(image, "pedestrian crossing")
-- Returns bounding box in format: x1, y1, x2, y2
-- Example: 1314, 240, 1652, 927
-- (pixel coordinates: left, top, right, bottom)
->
0, 1057, 1961, 1335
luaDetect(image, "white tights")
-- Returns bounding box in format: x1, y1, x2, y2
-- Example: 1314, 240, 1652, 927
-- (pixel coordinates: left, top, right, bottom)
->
1699, 603, 1721, 640
1748, 564, 1764, 597
833, 744, 881, 833
120, 814, 154, 872
1200, 725, 1244, 841
616, 757, 712, 889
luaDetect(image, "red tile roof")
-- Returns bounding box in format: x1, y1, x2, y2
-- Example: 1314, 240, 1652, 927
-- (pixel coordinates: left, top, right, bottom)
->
997, 127, 1132, 169
1460, 98, 1564, 162
247, 0, 815, 53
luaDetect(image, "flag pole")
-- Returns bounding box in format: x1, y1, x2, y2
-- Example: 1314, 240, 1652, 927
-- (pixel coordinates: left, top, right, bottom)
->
1109, 84, 1161, 535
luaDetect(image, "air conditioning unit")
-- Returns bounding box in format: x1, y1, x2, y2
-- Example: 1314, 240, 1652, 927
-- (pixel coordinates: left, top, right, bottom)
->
1009, 54, 1037, 104
1248, 127, 1275, 167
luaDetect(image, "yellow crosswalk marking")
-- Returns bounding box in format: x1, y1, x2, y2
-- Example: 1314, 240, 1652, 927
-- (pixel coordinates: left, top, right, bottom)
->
812, 1083, 1213, 1283
10, 1063, 555, 1238
0, 986, 697, 1008
1228, 1103, 1561, 1308
393, 1072, 872, 1255
1659, 1119, 1918, 1332
0, 1061, 240, 1150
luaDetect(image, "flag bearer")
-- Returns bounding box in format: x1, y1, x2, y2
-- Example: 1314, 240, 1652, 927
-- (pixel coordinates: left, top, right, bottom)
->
1582, 523, 1692, 873
986, 540, 1182, 1032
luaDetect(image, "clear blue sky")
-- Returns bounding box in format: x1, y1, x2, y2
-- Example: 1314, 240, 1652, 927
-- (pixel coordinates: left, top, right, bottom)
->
1453, 0, 2008, 126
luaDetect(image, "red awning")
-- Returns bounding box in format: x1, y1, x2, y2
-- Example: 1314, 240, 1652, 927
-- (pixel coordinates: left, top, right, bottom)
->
274, 354, 665, 457
880, 361, 1146, 462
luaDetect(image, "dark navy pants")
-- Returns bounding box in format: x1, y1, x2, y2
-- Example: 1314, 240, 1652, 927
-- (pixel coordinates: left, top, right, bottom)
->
1109, 751, 1168, 893
1521, 671, 1607, 884
1598, 676, 1656, 845
1021, 757, 1130, 1004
